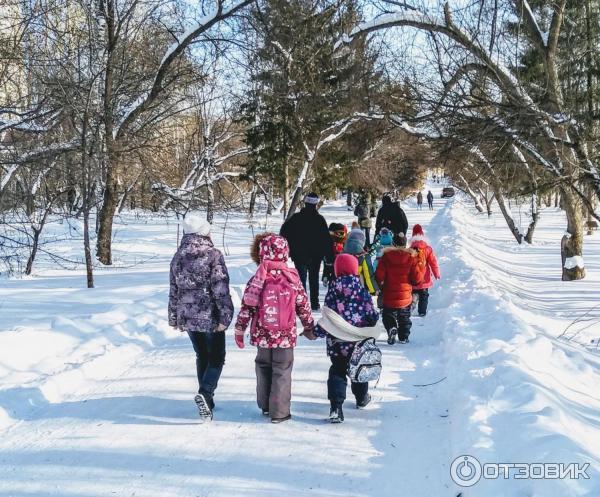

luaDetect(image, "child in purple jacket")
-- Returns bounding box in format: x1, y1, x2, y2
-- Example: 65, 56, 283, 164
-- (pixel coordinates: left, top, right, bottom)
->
314, 254, 379, 423
169, 213, 233, 421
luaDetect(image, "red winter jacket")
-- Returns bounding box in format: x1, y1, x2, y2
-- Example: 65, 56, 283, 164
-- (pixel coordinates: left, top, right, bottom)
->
375, 247, 423, 308
410, 236, 440, 290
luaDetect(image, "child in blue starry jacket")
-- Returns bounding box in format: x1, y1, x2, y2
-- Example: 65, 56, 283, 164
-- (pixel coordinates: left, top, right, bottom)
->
314, 253, 379, 422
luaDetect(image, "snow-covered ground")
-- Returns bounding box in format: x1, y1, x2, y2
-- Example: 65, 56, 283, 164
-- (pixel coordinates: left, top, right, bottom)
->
0, 184, 599, 497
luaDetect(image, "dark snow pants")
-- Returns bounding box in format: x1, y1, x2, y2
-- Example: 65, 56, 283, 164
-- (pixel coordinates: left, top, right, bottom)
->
255, 347, 294, 420
413, 289, 430, 316
361, 227, 371, 248
382, 306, 412, 341
295, 258, 321, 308
328, 355, 368, 408
188, 331, 226, 408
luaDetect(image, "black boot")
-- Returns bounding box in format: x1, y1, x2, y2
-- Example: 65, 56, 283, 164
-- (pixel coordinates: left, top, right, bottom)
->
329, 405, 344, 423
194, 393, 213, 421
356, 393, 372, 409
387, 327, 397, 345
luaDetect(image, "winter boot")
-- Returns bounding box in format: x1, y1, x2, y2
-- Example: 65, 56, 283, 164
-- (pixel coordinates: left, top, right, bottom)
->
387, 327, 397, 345
329, 405, 344, 423
271, 414, 292, 424
194, 393, 213, 421
398, 337, 410, 344
356, 394, 372, 409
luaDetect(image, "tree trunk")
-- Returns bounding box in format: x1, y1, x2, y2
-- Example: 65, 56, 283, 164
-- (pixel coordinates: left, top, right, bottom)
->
25, 227, 41, 275
96, 0, 117, 266
266, 179, 274, 215
493, 187, 523, 244
206, 182, 214, 223
286, 185, 303, 220
560, 188, 586, 281
249, 185, 257, 216
523, 194, 539, 244
83, 206, 94, 288
457, 177, 484, 212
283, 163, 289, 217
96, 173, 118, 265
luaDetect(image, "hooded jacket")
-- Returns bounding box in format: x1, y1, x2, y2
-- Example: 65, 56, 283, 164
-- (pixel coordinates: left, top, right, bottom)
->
314, 274, 379, 357
375, 196, 409, 236
410, 235, 440, 290
168, 234, 233, 332
235, 234, 313, 348
375, 247, 423, 308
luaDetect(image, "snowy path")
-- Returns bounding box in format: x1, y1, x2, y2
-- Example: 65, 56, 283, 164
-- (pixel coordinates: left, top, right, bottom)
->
0, 193, 457, 497
2, 186, 599, 497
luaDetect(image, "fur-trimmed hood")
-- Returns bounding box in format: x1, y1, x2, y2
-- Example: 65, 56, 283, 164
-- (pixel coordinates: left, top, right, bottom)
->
409, 235, 430, 248
382, 246, 417, 257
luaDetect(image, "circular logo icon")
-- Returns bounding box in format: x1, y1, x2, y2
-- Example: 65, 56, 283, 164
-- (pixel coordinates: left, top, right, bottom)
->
450, 455, 482, 487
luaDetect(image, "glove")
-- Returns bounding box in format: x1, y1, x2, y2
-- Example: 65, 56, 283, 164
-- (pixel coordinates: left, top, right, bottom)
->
234, 332, 245, 349
302, 329, 317, 341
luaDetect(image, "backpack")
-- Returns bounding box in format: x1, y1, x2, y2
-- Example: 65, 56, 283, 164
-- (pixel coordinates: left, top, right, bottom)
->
257, 272, 297, 332
348, 338, 382, 383
410, 247, 428, 286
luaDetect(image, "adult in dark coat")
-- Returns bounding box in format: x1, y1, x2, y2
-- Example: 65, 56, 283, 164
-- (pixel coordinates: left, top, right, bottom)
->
375, 195, 409, 236
280, 192, 332, 310
353, 199, 372, 247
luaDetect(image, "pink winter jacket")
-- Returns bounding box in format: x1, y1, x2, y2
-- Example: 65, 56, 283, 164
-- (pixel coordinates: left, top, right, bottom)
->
234, 267, 314, 349
410, 236, 440, 290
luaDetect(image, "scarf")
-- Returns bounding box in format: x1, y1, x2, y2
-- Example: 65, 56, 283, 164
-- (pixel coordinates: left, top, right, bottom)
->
317, 306, 381, 342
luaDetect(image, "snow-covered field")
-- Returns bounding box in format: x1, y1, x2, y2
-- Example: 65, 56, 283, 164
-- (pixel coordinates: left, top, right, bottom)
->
0, 184, 599, 497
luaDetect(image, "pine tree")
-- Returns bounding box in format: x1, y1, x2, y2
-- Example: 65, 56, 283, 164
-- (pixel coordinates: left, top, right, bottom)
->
241, 0, 383, 217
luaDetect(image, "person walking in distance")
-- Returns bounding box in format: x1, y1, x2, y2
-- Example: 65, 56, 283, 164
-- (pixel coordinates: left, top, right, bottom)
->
168, 212, 234, 421
416, 192, 423, 210
354, 197, 372, 248
427, 190, 434, 210
280, 193, 333, 310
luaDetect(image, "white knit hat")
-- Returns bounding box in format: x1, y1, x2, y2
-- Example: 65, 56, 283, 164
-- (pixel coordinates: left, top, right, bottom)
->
182, 212, 211, 236
304, 192, 320, 205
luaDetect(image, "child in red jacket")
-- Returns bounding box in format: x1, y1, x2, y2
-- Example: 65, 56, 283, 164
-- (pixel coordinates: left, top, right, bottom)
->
375, 233, 425, 344
409, 224, 441, 317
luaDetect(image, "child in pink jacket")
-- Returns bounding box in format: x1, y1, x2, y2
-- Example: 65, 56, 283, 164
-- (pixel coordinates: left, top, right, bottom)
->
234, 233, 314, 423
410, 224, 441, 316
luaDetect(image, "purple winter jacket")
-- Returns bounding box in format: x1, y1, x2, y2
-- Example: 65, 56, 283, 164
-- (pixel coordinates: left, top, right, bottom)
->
168, 234, 234, 332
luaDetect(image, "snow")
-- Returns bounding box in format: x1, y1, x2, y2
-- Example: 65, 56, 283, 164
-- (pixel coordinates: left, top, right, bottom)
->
565, 255, 585, 270
334, 10, 445, 50
0, 164, 18, 191
522, 0, 548, 47
1, 182, 600, 496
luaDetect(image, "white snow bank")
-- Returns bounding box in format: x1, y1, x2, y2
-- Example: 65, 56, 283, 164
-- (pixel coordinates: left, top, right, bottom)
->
437, 198, 600, 496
